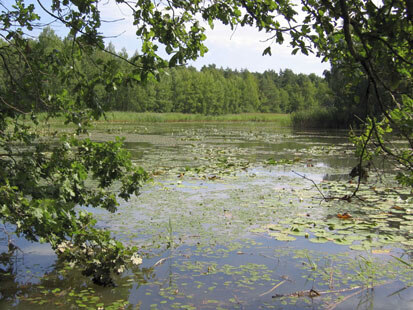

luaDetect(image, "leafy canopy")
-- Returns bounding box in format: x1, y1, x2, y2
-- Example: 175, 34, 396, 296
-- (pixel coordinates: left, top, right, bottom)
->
0, 0, 411, 284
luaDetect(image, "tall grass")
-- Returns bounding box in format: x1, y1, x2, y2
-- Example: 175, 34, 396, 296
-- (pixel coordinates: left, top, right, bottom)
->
34, 111, 291, 128
98, 112, 291, 125
291, 107, 362, 129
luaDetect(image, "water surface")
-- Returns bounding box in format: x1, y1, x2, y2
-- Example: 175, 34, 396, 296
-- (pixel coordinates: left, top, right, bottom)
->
1, 122, 411, 309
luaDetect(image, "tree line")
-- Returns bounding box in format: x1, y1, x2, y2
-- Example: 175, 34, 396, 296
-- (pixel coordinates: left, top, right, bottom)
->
1, 24, 406, 130
1, 27, 335, 117
4, 26, 391, 130
112, 65, 334, 115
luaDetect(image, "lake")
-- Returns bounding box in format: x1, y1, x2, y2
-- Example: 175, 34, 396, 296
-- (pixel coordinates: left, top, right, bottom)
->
1, 122, 412, 309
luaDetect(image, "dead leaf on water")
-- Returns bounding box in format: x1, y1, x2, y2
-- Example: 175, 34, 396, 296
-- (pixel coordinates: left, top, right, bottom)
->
337, 212, 352, 219
372, 249, 391, 255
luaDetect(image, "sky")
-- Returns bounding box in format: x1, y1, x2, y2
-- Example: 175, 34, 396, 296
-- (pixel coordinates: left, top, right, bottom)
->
20, 0, 330, 76
187, 22, 330, 75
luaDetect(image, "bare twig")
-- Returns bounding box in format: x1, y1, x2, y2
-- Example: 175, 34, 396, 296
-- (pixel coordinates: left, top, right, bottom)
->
329, 266, 334, 289
101, 18, 126, 23
36, 0, 145, 70
0, 96, 29, 115
259, 280, 287, 297
273, 288, 322, 298
1, 224, 24, 254
273, 280, 393, 300
292, 170, 365, 202
232, 293, 243, 307
386, 286, 410, 298
292, 170, 327, 200
351, 110, 374, 199
153, 256, 171, 267
325, 287, 369, 310
325, 280, 394, 310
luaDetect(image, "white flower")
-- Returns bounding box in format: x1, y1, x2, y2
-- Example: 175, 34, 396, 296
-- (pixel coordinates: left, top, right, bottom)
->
117, 265, 125, 274
131, 253, 143, 265
57, 240, 71, 253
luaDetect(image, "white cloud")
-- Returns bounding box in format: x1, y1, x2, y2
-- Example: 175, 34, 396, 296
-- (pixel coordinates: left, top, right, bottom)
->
31, 0, 330, 75
99, 1, 329, 75
191, 20, 329, 75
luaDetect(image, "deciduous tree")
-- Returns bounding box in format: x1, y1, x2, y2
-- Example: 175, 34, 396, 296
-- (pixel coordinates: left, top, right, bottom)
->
0, 0, 411, 285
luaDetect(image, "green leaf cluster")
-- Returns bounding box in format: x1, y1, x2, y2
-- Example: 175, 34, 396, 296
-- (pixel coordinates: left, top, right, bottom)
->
1, 0, 411, 285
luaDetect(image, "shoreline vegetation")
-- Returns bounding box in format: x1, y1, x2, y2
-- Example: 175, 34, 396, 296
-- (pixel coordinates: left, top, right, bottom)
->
16, 28, 376, 131
40, 110, 359, 130
39, 112, 293, 126
101, 111, 292, 125
38, 110, 362, 130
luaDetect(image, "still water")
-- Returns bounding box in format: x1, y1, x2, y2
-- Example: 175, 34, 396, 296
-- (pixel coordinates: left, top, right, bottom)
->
1, 122, 412, 309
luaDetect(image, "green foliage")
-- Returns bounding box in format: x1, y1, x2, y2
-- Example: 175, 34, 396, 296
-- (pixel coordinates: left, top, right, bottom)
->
0, 131, 148, 284
0, 23, 329, 116
0, 0, 411, 286
247, 0, 412, 185
350, 114, 413, 187
0, 0, 206, 285
116, 66, 330, 115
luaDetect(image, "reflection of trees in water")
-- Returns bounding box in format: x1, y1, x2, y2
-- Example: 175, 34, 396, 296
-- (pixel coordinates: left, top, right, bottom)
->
0, 249, 25, 306
0, 244, 155, 309
0, 251, 35, 306
323, 173, 351, 182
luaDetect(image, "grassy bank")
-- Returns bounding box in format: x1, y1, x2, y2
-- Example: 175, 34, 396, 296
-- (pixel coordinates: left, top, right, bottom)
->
98, 112, 291, 125
34, 112, 291, 132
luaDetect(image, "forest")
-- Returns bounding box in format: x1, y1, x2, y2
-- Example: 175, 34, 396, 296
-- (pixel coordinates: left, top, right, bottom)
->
1, 27, 373, 128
